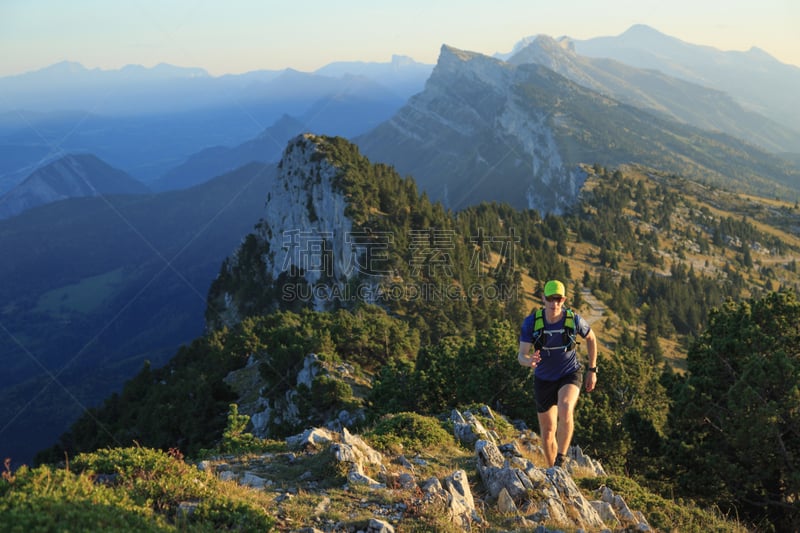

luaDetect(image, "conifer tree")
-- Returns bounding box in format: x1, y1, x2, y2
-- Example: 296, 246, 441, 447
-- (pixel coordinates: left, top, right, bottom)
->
666, 290, 800, 531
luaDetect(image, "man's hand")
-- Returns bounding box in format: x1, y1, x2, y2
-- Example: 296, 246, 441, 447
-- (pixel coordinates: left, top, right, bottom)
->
584, 371, 597, 392
518, 342, 541, 368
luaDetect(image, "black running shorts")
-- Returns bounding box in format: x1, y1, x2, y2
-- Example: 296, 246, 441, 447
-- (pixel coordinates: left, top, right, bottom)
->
534, 370, 583, 413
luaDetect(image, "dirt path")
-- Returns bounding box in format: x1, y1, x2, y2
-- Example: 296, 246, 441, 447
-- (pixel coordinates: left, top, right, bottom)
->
578, 287, 606, 326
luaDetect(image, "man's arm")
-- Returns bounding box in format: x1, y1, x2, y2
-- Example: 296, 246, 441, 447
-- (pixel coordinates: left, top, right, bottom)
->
585, 329, 597, 368
584, 329, 598, 392
518, 341, 539, 368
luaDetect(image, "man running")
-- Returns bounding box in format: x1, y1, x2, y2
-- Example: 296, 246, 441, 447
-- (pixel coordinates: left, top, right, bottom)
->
518, 280, 598, 468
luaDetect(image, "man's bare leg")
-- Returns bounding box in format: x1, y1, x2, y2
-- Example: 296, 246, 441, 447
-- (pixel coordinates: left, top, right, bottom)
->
556, 384, 581, 457
537, 406, 558, 467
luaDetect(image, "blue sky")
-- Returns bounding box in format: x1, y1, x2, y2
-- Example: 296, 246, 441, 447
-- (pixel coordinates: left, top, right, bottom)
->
2, 0, 799, 77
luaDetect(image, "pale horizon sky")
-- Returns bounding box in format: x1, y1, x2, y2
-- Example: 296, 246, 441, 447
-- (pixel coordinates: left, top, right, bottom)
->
2, 0, 799, 78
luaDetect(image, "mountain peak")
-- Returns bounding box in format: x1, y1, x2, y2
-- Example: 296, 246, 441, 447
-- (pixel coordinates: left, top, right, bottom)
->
439, 44, 486, 63
744, 46, 780, 63
508, 34, 578, 66
0, 153, 148, 220
613, 24, 692, 50
9, 61, 92, 80
43, 60, 88, 75
390, 54, 417, 67
574, 24, 800, 132
622, 23, 664, 37
531, 34, 575, 52
435, 45, 509, 83
206, 134, 364, 326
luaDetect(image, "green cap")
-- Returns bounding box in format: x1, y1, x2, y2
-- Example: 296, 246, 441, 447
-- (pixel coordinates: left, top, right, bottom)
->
544, 280, 566, 298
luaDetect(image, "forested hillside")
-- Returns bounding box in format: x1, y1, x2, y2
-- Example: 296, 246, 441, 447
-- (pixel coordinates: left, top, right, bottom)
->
35, 137, 800, 530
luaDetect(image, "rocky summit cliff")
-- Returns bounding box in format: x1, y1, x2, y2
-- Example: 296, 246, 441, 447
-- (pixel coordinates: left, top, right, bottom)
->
204, 132, 499, 338
205, 134, 373, 328
357, 45, 586, 214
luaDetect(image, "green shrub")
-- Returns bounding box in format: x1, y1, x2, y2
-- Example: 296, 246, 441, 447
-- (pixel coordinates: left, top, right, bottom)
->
366, 412, 454, 454
311, 374, 353, 409
71, 446, 203, 511
0, 463, 170, 532
68, 446, 275, 531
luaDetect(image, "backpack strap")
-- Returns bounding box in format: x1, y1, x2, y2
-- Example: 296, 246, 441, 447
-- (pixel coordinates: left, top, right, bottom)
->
532, 308, 545, 349
564, 309, 578, 350
533, 308, 545, 331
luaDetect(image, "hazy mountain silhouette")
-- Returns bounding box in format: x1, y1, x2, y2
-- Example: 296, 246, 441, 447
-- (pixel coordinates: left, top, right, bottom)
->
571, 24, 800, 135
0, 59, 431, 190
152, 115, 304, 192
152, 89, 408, 192
507, 34, 800, 154
0, 154, 149, 219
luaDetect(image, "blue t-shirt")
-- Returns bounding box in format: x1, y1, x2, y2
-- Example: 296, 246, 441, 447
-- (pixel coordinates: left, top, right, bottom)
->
519, 309, 591, 381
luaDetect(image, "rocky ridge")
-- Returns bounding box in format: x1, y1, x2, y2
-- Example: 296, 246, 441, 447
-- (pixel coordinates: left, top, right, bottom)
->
199, 406, 650, 532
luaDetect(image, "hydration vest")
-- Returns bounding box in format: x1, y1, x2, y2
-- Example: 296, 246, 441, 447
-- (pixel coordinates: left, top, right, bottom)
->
531, 308, 578, 351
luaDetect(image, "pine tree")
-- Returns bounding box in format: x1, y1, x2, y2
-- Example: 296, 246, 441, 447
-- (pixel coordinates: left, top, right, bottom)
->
666, 291, 800, 531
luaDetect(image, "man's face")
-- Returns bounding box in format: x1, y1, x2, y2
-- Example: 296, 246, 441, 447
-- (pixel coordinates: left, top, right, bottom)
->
544, 294, 565, 311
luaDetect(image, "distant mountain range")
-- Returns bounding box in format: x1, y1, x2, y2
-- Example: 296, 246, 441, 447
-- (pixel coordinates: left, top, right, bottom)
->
2, 25, 798, 205
0, 56, 430, 116
153, 27, 800, 212
495, 25, 800, 137
150, 115, 304, 192
572, 24, 800, 135
0, 56, 432, 190
151, 89, 410, 192
505, 34, 800, 155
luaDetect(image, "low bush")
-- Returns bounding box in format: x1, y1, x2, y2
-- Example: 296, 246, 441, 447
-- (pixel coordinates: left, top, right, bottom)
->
1, 446, 275, 532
